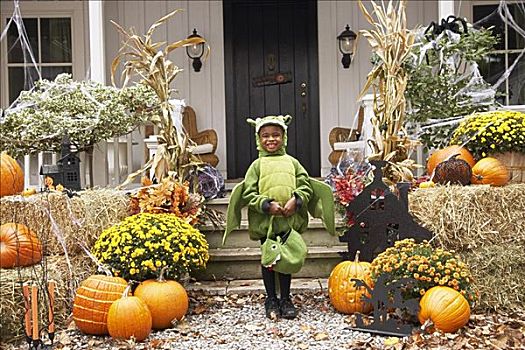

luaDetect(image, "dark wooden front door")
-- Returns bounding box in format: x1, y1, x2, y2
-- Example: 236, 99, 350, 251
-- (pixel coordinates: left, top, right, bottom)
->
223, 0, 320, 178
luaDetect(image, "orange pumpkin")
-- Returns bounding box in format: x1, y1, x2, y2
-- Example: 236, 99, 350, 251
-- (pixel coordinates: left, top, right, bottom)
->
0, 152, 24, 197
328, 251, 373, 314
0, 223, 42, 268
427, 146, 476, 176
134, 268, 189, 329
418, 286, 471, 333
471, 157, 509, 186
107, 286, 152, 342
73, 275, 128, 335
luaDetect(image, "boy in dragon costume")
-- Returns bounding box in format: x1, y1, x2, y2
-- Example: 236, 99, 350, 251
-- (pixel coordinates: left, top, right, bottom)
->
223, 115, 336, 319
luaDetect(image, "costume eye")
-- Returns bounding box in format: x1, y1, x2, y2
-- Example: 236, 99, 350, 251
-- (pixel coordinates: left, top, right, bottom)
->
271, 244, 277, 250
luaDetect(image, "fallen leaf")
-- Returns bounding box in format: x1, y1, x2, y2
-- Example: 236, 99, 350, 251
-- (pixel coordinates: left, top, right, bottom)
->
56, 332, 71, 345
384, 337, 399, 346
192, 303, 208, 315
491, 336, 508, 349
149, 339, 165, 348
314, 332, 329, 341
268, 327, 282, 337
300, 324, 311, 332
245, 323, 263, 332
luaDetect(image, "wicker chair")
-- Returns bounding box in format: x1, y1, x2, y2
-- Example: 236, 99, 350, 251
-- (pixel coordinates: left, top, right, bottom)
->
328, 106, 364, 166
182, 106, 219, 167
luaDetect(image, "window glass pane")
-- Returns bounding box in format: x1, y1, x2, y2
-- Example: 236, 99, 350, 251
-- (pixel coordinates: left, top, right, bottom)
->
8, 67, 39, 104
6, 18, 38, 63
507, 53, 525, 105
508, 4, 525, 50
41, 66, 73, 81
41, 18, 72, 63
473, 5, 505, 51
478, 53, 507, 104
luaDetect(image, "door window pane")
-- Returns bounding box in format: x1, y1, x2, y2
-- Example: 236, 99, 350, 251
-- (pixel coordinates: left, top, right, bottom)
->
41, 18, 72, 63
7, 18, 38, 63
8, 67, 39, 103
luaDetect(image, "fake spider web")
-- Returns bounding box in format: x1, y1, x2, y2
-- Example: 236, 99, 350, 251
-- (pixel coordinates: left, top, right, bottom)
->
334, 0, 525, 176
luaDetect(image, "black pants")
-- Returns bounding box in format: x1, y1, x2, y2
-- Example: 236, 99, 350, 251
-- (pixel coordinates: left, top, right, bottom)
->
260, 232, 292, 300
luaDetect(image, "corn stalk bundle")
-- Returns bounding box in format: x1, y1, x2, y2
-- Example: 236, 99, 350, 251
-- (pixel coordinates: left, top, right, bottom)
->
358, 0, 420, 183
111, 10, 209, 184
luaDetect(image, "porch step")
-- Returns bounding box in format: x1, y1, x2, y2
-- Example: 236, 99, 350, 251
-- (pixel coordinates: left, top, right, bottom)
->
186, 277, 328, 296
200, 219, 344, 249
193, 246, 346, 281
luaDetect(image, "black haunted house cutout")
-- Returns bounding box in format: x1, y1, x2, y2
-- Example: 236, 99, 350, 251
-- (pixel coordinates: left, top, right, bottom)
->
40, 136, 81, 191
340, 160, 432, 262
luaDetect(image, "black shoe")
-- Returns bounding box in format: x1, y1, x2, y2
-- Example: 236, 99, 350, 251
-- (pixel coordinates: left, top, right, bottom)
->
264, 297, 280, 319
279, 297, 298, 319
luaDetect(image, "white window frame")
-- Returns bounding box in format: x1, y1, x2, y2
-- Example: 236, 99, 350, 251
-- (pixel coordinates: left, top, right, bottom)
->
0, 1, 85, 108
467, 0, 525, 106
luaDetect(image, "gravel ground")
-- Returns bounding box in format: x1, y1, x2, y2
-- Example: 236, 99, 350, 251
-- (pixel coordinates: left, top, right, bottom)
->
4, 292, 525, 350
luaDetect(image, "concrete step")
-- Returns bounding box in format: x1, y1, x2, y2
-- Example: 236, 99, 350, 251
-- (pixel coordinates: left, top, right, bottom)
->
186, 277, 328, 296
193, 246, 346, 281
201, 219, 344, 249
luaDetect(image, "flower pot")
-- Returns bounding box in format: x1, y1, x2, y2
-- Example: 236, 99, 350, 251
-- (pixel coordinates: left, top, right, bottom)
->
492, 152, 525, 183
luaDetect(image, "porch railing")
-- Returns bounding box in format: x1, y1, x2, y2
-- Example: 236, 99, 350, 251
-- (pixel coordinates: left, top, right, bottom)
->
22, 125, 152, 189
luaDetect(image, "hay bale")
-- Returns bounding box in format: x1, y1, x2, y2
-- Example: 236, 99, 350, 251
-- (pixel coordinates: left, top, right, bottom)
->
0, 255, 95, 343
461, 244, 525, 311
409, 184, 525, 311
409, 184, 525, 250
0, 189, 130, 255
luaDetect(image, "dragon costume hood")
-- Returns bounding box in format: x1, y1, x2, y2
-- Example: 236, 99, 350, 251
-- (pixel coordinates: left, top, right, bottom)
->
247, 115, 292, 156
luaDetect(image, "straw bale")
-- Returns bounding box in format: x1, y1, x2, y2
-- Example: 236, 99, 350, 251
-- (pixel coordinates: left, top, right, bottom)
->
460, 244, 525, 311
409, 184, 525, 251
409, 184, 525, 311
0, 254, 95, 343
0, 189, 130, 256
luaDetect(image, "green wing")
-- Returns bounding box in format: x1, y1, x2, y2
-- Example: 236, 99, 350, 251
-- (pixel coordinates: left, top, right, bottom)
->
307, 178, 337, 236
222, 181, 246, 245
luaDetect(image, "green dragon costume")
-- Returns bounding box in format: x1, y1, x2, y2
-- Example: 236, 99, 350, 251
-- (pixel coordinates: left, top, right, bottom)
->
223, 115, 337, 273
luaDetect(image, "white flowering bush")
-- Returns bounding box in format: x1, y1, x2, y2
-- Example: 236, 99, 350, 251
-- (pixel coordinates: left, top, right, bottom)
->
0, 73, 161, 158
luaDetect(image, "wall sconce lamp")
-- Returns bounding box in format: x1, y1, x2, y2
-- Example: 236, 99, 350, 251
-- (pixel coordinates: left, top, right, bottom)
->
337, 24, 357, 69
186, 28, 205, 72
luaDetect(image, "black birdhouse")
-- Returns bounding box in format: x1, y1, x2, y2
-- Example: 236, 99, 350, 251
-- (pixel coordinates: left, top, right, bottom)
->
40, 136, 81, 191
339, 160, 432, 262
